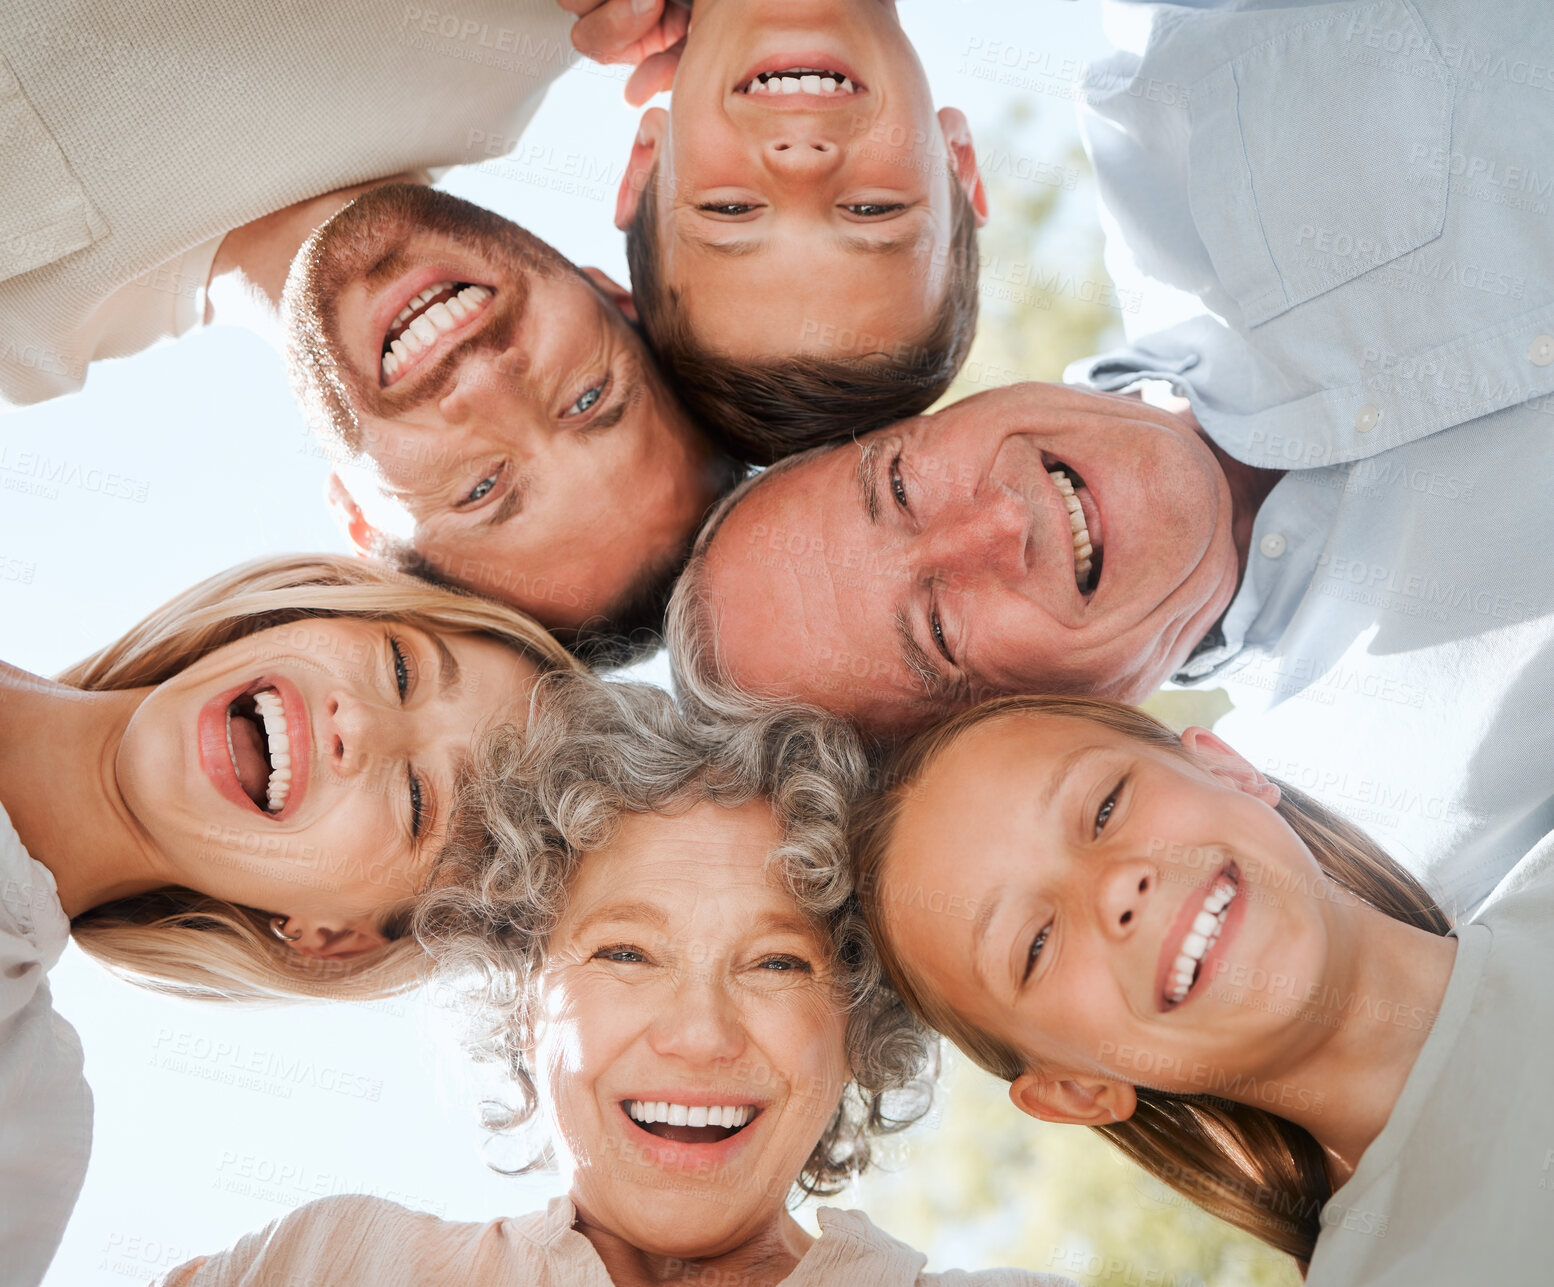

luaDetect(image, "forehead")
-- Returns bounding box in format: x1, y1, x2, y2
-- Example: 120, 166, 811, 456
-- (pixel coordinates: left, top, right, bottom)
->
706, 444, 925, 709
568, 799, 790, 907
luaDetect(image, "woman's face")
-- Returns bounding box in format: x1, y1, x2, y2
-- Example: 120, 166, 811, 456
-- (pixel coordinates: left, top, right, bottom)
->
535, 799, 850, 1259
117, 617, 539, 957
881, 714, 1352, 1123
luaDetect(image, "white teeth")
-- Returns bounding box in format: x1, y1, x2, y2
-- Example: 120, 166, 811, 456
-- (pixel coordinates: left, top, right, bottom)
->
381, 351, 399, 380
779, 76, 801, 93
820, 77, 837, 93
445, 295, 469, 320
800, 74, 820, 93
1165, 877, 1238, 1005
1048, 469, 1094, 589
252, 689, 294, 813
841, 77, 855, 92
425, 301, 457, 333
626, 1101, 752, 1130
399, 327, 424, 355
742, 68, 857, 95
461, 285, 490, 304
407, 315, 438, 345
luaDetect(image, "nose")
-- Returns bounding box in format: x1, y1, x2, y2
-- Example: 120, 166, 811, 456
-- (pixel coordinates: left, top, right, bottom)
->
925, 483, 1030, 581
648, 963, 748, 1066
436, 347, 545, 437
1098, 860, 1155, 941
762, 133, 845, 179
324, 692, 408, 784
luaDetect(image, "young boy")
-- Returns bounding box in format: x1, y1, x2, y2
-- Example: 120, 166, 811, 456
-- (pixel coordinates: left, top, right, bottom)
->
580, 0, 988, 462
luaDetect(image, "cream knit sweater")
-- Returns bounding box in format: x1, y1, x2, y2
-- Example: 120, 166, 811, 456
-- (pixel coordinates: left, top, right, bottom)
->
0, 0, 573, 406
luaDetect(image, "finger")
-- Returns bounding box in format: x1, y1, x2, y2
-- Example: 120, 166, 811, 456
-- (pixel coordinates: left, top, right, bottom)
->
570, 0, 665, 64
625, 42, 683, 106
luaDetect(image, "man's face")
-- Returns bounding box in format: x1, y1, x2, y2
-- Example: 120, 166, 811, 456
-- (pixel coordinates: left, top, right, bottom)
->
616, 0, 986, 363
284, 184, 726, 630
701, 383, 1241, 732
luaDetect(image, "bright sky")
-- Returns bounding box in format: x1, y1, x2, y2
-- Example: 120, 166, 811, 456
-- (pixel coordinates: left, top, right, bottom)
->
1, 4, 1113, 1281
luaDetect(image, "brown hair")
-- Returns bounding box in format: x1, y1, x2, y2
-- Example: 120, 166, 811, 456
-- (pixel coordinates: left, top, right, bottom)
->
59, 554, 577, 1003
625, 164, 981, 465
850, 695, 1451, 1265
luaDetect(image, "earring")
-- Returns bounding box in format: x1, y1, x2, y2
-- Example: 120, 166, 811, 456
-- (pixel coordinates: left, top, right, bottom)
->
270, 916, 302, 943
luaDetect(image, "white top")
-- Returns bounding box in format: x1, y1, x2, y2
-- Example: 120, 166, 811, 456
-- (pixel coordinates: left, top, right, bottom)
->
0, 800, 92, 1287
0, 0, 573, 407
154, 1192, 1077, 1287
1066, 0, 1554, 913
1305, 829, 1554, 1284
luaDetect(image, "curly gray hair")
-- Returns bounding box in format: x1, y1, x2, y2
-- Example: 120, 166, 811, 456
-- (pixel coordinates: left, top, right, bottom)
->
415, 671, 936, 1197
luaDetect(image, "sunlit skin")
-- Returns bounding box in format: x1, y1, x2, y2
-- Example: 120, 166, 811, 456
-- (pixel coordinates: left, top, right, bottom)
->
285, 184, 729, 631
704, 383, 1271, 733
614, 0, 988, 362
534, 801, 850, 1284
877, 712, 1457, 1180
0, 620, 538, 958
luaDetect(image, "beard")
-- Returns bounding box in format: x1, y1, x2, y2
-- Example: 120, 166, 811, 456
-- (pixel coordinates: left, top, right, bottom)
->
282, 183, 571, 454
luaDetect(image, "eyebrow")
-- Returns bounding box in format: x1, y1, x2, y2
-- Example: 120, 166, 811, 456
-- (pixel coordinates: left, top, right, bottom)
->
855, 440, 882, 524
428, 632, 462, 699
970, 886, 1004, 985
894, 607, 950, 698
571, 900, 672, 935
1044, 745, 1104, 813
479, 476, 529, 529
684, 233, 764, 258
839, 231, 924, 256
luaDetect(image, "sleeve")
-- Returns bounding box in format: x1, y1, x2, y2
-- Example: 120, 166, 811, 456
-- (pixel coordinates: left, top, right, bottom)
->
147, 1193, 453, 1287
0, 837, 92, 1287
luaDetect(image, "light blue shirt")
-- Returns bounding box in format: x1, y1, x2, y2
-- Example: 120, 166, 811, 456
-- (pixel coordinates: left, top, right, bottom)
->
1067, 0, 1554, 910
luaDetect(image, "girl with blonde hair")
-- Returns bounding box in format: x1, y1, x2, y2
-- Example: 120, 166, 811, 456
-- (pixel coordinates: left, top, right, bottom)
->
851, 695, 1544, 1281
1, 554, 574, 1287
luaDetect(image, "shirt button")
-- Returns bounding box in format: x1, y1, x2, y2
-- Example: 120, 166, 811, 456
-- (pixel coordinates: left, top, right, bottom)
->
1353, 404, 1381, 432
1259, 533, 1287, 559
1529, 334, 1554, 367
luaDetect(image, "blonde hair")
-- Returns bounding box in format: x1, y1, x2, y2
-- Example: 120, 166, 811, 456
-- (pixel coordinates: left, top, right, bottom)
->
850, 695, 1450, 1266
59, 554, 578, 1004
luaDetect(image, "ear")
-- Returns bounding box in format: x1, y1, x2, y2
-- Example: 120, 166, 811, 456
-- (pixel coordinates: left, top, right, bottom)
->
1009, 1071, 1138, 1127
937, 107, 989, 227
579, 266, 638, 323
280, 918, 391, 961
1179, 727, 1282, 806
325, 472, 379, 559
615, 107, 667, 231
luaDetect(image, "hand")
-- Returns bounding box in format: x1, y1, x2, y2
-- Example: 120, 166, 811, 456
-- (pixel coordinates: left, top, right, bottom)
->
559, 0, 690, 105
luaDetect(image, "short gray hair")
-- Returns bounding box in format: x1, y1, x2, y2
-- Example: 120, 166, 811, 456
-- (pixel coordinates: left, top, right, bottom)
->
415, 670, 935, 1196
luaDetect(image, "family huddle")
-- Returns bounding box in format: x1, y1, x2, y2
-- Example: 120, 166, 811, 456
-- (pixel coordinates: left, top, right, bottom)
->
3, 0, 1550, 1284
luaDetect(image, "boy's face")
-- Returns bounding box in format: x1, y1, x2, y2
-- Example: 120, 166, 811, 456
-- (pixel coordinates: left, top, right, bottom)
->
615, 0, 987, 364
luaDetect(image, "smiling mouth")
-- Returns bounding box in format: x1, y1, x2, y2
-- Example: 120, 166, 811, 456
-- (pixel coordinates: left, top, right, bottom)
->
226, 687, 294, 813
1163, 864, 1240, 1008
737, 66, 862, 95
380, 281, 493, 383
625, 1099, 759, 1145
1047, 463, 1102, 594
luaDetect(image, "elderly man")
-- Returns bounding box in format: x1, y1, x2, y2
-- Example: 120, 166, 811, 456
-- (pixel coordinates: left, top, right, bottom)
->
672, 0, 1554, 915
0, 1, 735, 646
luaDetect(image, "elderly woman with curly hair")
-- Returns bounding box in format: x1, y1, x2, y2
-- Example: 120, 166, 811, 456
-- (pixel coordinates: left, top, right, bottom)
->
156, 675, 1077, 1287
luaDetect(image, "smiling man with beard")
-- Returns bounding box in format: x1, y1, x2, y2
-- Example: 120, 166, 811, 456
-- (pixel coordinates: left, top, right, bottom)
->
282, 183, 735, 651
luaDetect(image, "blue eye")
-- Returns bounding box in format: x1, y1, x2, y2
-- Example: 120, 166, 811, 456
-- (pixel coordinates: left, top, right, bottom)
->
568, 383, 605, 417
596, 945, 646, 964
843, 202, 906, 217
1022, 924, 1050, 984
890, 454, 908, 509
464, 473, 498, 504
